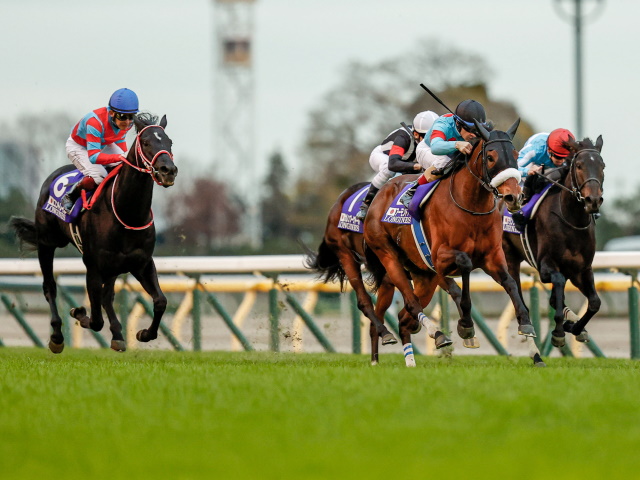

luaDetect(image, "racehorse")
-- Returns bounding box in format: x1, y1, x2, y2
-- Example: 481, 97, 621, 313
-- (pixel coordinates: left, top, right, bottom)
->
502, 136, 604, 349
365, 119, 547, 367
305, 182, 464, 365
10, 113, 177, 353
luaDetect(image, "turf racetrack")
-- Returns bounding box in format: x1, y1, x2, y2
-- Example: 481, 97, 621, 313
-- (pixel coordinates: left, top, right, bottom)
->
1, 348, 639, 479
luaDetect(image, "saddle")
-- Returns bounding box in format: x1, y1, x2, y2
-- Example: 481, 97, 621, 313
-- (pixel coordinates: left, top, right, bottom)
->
41, 165, 123, 223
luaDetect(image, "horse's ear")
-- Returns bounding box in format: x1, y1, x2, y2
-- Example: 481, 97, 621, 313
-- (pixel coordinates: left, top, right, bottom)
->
160, 115, 167, 129
506, 118, 520, 140
134, 115, 145, 132
595, 135, 603, 152
473, 119, 491, 142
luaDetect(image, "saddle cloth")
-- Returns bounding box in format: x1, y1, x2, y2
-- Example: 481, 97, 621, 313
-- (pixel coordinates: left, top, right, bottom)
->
502, 183, 553, 234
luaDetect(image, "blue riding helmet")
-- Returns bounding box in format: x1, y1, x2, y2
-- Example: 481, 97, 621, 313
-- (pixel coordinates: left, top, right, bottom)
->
109, 88, 139, 114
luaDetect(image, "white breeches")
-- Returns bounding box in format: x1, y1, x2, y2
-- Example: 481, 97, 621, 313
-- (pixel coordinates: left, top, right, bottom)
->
65, 137, 121, 184
416, 142, 451, 170
369, 146, 395, 189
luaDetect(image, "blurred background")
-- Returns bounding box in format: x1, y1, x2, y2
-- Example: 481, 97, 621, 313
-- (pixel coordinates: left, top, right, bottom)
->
0, 0, 638, 256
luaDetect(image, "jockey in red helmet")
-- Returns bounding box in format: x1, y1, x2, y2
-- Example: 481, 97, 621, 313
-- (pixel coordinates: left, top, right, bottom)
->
62, 88, 140, 213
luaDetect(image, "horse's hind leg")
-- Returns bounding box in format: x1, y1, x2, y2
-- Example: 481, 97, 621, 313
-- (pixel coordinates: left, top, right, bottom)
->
102, 276, 126, 352
38, 245, 64, 353
132, 260, 166, 343
338, 252, 396, 346
567, 268, 601, 343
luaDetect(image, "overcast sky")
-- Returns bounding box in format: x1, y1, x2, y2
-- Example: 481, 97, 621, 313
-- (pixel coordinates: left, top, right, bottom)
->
0, 0, 637, 200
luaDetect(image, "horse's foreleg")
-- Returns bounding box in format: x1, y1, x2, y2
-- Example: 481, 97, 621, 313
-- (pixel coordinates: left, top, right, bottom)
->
132, 260, 166, 343
543, 267, 568, 348
484, 251, 545, 366
439, 276, 478, 348
38, 246, 64, 353
370, 277, 397, 365
82, 268, 105, 332
101, 276, 126, 352
567, 268, 601, 343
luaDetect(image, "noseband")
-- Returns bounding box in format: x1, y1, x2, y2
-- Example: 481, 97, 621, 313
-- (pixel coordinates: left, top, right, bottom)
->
120, 125, 174, 186
451, 138, 520, 215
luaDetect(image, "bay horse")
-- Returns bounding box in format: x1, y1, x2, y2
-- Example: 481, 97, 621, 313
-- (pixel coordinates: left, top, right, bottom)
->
10, 113, 177, 353
365, 119, 547, 367
305, 182, 464, 364
502, 136, 604, 349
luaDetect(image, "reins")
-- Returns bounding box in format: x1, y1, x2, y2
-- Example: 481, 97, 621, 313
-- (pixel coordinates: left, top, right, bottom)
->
112, 124, 172, 230
449, 138, 518, 216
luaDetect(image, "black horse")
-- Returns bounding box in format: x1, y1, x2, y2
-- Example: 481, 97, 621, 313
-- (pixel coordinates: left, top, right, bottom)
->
10, 113, 178, 353
502, 136, 604, 349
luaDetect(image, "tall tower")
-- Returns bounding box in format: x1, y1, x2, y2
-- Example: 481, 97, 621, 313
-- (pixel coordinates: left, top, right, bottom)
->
212, 0, 261, 247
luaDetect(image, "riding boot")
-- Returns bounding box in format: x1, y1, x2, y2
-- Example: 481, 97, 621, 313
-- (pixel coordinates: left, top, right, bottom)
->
400, 167, 441, 209
511, 210, 528, 232
355, 186, 379, 222
62, 176, 97, 213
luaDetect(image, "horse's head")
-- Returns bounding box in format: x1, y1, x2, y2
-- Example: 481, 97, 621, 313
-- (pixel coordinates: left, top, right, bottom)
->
132, 113, 178, 187
565, 135, 605, 214
473, 118, 523, 213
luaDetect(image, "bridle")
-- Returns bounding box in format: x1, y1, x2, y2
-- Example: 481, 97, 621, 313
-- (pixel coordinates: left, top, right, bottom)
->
112, 124, 174, 230
543, 147, 604, 230
449, 137, 520, 216
119, 125, 174, 187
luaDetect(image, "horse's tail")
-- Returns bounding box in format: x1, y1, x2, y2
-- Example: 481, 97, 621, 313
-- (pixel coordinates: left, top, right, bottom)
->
302, 239, 348, 291
9, 216, 38, 253
363, 245, 387, 294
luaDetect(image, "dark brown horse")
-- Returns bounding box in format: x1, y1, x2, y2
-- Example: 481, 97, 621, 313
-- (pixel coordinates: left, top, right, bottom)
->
10, 113, 177, 353
502, 136, 604, 349
365, 119, 546, 367
305, 182, 465, 365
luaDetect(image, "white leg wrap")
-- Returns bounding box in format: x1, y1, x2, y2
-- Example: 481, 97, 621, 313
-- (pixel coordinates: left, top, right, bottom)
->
563, 307, 580, 322
403, 343, 416, 367
419, 313, 439, 338
527, 336, 540, 358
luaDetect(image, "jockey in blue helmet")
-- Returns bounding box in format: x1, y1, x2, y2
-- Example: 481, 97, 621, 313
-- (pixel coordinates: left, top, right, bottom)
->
62, 88, 140, 213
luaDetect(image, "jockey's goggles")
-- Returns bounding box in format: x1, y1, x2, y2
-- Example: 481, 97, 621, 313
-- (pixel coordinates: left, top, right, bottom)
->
455, 116, 489, 132
548, 149, 568, 160
114, 112, 135, 121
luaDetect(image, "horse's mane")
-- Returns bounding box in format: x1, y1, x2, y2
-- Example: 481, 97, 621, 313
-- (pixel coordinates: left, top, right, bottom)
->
134, 112, 160, 132
571, 137, 597, 150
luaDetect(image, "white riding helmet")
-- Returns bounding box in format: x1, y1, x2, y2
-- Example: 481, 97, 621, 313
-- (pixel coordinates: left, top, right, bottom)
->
413, 111, 439, 134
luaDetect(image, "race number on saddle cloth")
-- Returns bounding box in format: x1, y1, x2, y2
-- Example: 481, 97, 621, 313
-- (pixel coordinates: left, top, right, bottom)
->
502, 183, 553, 234
42, 167, 122, 223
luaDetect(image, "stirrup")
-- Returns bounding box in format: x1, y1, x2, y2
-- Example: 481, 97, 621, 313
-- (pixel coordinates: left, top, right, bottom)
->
355, 204, 368, 222
400, 188, 415, 209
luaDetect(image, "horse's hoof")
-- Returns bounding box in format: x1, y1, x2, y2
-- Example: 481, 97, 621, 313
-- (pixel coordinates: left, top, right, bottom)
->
405, 356, 416, 367
533, 353, 546, 367
434, 331, 453, 349
136, 329, 157, 343
70, 306, 86, 319
457, 323, 475, 340
410, 320, 422, 334
518, 324, 537, 337
110, 340, 126, 352
551, 335, 566, 348
575, 330, 589, 343
48, 340, 64, 354
381, 333, 398, 345
463, 337, 480, 348
370, 360, 378, 366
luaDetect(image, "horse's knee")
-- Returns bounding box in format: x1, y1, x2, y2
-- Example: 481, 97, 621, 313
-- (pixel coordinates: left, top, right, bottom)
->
588, 295, 601, 313
454, 252, 473, 273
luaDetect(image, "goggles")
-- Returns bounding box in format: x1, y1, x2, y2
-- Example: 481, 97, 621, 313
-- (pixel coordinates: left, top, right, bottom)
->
114, 112, 135, 121
548, 149, 568, 160
455, 116, 489, 132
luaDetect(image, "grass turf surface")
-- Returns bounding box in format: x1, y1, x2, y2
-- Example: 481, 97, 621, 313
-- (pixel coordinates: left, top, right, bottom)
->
1, 348, 639, 479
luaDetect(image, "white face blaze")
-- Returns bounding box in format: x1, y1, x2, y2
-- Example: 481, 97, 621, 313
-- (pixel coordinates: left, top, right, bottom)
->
154, 131, 162, 141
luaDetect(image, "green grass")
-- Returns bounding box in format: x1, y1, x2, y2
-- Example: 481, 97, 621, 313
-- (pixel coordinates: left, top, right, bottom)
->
1, 348, 639, 479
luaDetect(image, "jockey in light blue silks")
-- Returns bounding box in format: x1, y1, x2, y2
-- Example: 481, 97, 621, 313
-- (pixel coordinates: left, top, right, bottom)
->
400, 99, 489, 208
